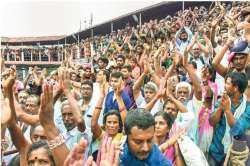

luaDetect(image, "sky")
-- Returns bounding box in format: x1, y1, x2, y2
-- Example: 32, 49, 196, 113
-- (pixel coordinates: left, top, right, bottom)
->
0, 0, 160, 37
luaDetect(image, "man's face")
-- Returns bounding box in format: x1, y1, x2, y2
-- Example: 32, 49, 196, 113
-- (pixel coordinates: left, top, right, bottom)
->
18, 92, 28, 105
192, 47, 201, 59
232, 54, 247, 71
28, 147, 53, 166
81, 84, 93, 100
31, 125, 47, 143
105, 115, 120, 137
225, 77, 236, 97
144, 88, 156, 103
164, 102, 178, 119
98, 60, 105, 69
154, 116, 169, 138
136, 47, 143, 55
176, 86, 190, 103
84, 68, 92, 78
110, 77, 122, 90
121, 68, 130, 79
70, 73, 77, 81
116, 58, 125, 67
127, 126, 154, 160
180, 32, 188, 41
25, 97, 39, 114
62, 105, 75, 131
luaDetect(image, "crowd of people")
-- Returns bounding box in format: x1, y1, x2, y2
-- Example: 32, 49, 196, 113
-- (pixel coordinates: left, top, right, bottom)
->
1, 1, 250, 166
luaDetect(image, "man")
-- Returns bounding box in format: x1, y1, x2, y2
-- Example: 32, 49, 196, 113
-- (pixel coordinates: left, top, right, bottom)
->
120, 109, 172, 166
175, 27, 193, 53
79, 80, 100, 135
25, 95, 40, 115
17, 90, 28, 109
121, 64, 136, 109
103, 71, 131, 114
116, 54, 126, 70
209, 72, 250, 165
212, 40, 249, 78
96, 57, 109, 72
60, 100, 89, 152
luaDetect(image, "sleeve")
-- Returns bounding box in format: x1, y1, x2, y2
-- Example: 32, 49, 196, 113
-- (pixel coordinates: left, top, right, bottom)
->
175, 29, 181, 46
103, 93, 110, 114
135, 92, 145, 108
122, 91, 132, 110
230, 103, 250, 137
184, 26, 193, 42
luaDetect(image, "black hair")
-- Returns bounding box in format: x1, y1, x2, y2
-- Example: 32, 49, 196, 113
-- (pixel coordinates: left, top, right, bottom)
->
81, 80, 94, 90
163, 99, 175, 111
154, 111, 174, 130
124, 108, 155, 135
103, 110, 123, 133
110, 71, 124, 80
27, 140, 55, 166
98, 69, 110, 82
225, 72, 248, 93
121, 64, 132, 72
117, 54, 125, 62
98, 57, 109, 65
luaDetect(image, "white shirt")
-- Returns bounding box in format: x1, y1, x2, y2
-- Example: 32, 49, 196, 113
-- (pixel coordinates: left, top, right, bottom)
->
135, 92, 163, 115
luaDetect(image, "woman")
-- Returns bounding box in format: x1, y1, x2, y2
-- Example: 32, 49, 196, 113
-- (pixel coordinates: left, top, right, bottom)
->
154, 111, 173, 145
198, 65, 218, 157
90, 82, 126, 162
27, 140, 55, 166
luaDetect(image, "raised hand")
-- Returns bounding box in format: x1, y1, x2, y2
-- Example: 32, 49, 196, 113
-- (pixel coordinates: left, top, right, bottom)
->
220, 91, 231, 112
100, 81, 109, 97
63, 138, 96, 166
39, 83, 54, 128
100, 136, 120, 166
114, 78, 123, 97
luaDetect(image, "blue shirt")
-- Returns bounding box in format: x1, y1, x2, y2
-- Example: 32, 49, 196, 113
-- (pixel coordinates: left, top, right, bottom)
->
103, 90, 132, 114
120, 142, 172, 166
209, 97, 250, 162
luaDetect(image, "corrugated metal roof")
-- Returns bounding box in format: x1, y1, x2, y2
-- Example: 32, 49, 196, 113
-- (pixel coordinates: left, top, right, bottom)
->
1, 35, 66, 43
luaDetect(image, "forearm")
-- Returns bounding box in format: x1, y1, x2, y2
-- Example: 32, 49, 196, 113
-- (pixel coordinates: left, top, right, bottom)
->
116, 96, 127, 124
170, 96, 187, 113
65, 91, 85, 131
210, 27, 217, 47
44, 125, 70, 166
144, 95, 159, 112
23, 74, 31, 89
212, 44, 229, 77
185, 65, 202, 100
225, 110, 236, 128
53, 89, 62, 105
8, 123, 29, 152
133, 73, 145, 97
154, 57, 161, 76
150, 73, 161, 87
18, 113, 39, 126
91, 96, 104, 138
209, 107, 223, 126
